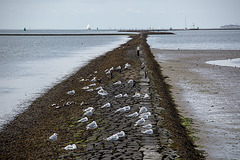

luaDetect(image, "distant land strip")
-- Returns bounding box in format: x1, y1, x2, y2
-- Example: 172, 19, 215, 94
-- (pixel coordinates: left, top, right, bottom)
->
0, 32, 174, 36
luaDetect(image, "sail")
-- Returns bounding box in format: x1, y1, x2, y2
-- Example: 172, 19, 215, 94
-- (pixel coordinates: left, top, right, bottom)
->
86, 24, 91, 30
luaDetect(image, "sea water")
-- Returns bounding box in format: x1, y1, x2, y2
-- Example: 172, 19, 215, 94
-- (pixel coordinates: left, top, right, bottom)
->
147, 30, 240, 67
0, 30, 130, 127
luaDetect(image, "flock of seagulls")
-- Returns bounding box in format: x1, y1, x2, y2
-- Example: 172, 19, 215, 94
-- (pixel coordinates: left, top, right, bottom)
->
48, 62, 153, 150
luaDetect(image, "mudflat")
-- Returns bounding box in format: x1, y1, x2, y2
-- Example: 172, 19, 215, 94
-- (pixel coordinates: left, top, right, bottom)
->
152, 49, 240, 160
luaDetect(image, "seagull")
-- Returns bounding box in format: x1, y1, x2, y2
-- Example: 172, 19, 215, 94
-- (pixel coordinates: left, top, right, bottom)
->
124, 105, 131, 111
142, 124, 152, 129
83, 110, 93, 116
116, 66, 121, 70
141, 112, 151, 116
89, 83, 96, 87
82, 86, 89, 90
126, 112, 139, 117
101, 102, 111, 108
139, 107, 148, 114
134, 118, 145, 126
142, 129, 153, 134
86, 121, 98, 130
115, 94, 123, 98
95, 86, 103, 90
114, 81, 121, 85
67, 90, 75, 95
83, 107, 94, 112
123, 93, 129, 97
80, 79, 85, 82
132, 92, 141, 98
49, 133, 58, 141
124, 63, 131, 69
139, 114, 149, 120
77, 117, 88, 123
116, 131, 125, 138
64, 144, 77, 150
86, 89, 94, 92
91, 77, 97, 82
115, 107, 127, 113
98, 89, 108, 96
106, 134, 119, 141
128, 79, 134, 84
143, 94, 150, 99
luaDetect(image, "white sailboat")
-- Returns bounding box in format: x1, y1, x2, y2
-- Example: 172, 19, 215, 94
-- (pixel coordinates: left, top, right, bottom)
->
86, 24, 91, 30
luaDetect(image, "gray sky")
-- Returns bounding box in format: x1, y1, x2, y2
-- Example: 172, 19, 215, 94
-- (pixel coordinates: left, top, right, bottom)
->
0, 0, 240, 29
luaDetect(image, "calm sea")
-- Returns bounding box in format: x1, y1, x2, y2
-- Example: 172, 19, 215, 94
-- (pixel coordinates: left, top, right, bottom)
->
0, 30, 130, 127
147, 30, 240, 50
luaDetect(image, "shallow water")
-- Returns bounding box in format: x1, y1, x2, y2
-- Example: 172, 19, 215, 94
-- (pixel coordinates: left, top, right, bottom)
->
148, 30, 240, 50
0, 31, 130, 126
206, 58, 240, 68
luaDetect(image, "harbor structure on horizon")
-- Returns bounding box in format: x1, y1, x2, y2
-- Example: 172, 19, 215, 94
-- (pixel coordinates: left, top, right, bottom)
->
220, 24, 240, 29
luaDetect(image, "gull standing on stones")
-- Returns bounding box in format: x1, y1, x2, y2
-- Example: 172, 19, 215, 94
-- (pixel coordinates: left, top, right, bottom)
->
101, 102, 111, 108
132, 92, 141, 98
124, 63, 131, 69
86, 121, 98, 130
115, 94, 123, 98
98, 89, 108, 96
82, 86, 89, 90
134, 118, 145, 126
64, 144, 77, 150
143, 124, 152, 129
83, 107, 94, 112
83, 110, 93, 116
89, 83, 96, 87
143, 94, 150, 99
139, 107, 148, 114
142, 129, 153, 134
126, 112, 139, 117
114, 81, 121, 85
91, 77, 97, 82
116, 131, 125, 138
123, 93, 129, 97
67, 90, 75, 95
49, 133, 58, 141
106, 134, 119, 141
77, 117, 88, 123
95, 86, 103, 90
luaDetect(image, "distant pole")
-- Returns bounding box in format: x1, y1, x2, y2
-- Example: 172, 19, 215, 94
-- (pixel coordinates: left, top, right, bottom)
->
185, 16, 187, 30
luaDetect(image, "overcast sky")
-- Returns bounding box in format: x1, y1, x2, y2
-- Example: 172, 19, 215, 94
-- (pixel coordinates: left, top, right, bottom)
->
0, 0, 240, 29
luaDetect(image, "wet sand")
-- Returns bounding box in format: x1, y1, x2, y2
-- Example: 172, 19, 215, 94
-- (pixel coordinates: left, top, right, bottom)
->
152, 49, 240, 160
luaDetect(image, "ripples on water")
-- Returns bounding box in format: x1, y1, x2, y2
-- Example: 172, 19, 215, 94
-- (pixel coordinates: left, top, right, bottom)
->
0, 30, 130, 126
148, 30, 240, 50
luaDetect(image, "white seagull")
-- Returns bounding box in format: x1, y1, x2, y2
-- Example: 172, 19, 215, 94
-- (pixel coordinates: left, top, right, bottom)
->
114, 81, 121, 85
77, 117, 88, 123
139, 107, 148, 114
98, 89, 108, 96
134, 118, 145, 126
64, 144, 77, 150
126, 112, 139, 117
101, 102, 111, 108
115, 94, 123, 98
86, 121, 98, 130
132, 92, 141, 98
142, 124, 152, 129
142, 129, 153, 135
49, 133, 58, 141
67, 90, 75, 95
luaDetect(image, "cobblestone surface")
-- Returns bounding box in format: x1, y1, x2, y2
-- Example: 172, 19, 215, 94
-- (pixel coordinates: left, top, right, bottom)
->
71, 48, 179, 160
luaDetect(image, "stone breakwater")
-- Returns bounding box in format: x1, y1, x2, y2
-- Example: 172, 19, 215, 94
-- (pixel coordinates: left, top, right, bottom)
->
0, 34, 203, 159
